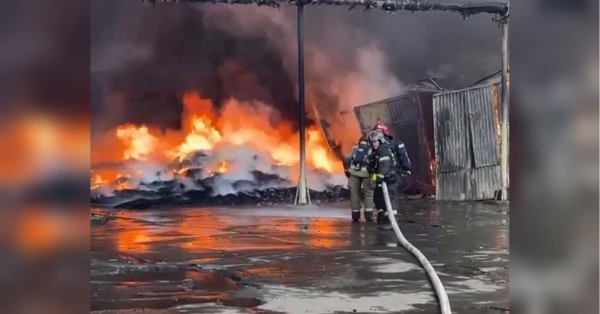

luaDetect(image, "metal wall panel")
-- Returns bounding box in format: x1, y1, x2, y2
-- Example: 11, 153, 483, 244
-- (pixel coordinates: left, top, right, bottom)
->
391, 119, 431, 193
353, 100, 392, 133
470, 165, 501, 200
436, 169, 469, 201
388, 94, 420, 123
436, 166, 500, 201
465, 86, 500, 167
433, 91, 471, 173
388, 95, 434, 194
418, 93, 437, 163
433, 85, 504, 201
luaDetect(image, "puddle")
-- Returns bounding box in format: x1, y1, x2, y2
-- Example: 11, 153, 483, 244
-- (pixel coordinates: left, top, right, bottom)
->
258, 285, 434, 313
91, 263, 264, 312
92, 204, 509, 313
446, 276, 503, 295
480, 267, 504, 273
371, 261, 421, 274
473, 250, 509, 255
172, 304, 248, 314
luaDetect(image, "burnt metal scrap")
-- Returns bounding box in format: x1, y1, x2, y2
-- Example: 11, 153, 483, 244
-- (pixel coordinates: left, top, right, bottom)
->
146, 0, 508, 18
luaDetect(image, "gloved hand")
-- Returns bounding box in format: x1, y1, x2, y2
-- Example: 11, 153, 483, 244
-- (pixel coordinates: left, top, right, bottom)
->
371, 173, 383, 184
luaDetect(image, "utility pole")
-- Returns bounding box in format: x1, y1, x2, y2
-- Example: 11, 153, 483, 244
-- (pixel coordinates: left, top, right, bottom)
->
294, 3, 311, 205
500, 18, 509, 200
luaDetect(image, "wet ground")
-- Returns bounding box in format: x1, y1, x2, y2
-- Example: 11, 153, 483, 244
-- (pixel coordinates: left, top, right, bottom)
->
91, 201, 509, 314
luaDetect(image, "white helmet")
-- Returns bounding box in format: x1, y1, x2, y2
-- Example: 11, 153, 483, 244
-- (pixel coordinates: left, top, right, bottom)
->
368, 129, 386, 144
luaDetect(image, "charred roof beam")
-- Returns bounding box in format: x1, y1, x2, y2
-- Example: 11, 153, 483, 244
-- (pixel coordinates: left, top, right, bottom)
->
146, 0, 509, 19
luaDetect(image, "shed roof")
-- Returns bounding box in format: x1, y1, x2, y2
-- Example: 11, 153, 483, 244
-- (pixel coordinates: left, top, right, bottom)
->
470, 67, 509, 87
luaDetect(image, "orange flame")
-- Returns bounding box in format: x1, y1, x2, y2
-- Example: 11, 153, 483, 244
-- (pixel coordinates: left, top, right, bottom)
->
91, 92, 343, 188
116, 125, 156, 161
170, 116, 222, 159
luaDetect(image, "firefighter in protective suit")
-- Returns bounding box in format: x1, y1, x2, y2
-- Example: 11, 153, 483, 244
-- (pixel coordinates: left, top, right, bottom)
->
367, 129, 398, 230
372, 121, 412, 178
343, 134, 375, 223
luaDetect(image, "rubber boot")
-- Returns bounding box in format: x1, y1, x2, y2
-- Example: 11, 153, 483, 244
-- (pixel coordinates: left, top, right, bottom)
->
351, 210, 360, 223
377, 210, 392, 230
376, 210, 385, 224
364, 209, 374, 222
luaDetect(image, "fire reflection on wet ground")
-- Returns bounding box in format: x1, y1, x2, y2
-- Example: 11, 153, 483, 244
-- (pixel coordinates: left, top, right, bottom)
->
91, 202, 509, 313
93, 208, 353, 256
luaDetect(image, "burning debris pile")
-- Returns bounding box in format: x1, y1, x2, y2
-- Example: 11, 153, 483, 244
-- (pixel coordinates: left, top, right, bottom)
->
91, 92, 348, 208
92, 184, 350, 209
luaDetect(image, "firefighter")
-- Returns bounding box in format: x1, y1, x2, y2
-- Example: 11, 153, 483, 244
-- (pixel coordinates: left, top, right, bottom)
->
343, 134, 375, 223
372, 121, 412, 178
367, 129, 398, 230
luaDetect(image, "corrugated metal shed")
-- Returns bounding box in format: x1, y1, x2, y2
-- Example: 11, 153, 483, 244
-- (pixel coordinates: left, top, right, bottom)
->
353, 84, 443, 195
433, 84, 504, 201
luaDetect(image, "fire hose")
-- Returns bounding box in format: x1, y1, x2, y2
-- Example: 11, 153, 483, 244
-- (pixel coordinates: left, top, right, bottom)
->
381, 181, 452, 314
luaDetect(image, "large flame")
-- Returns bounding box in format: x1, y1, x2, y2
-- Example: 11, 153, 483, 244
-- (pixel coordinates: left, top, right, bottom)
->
91, 92, 343, 192
116, 125, 156, 161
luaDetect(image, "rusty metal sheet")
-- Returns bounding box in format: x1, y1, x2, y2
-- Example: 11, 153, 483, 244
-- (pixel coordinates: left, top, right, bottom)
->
353, 100, 392, 135
391, 119, 432, 193
433, 84, 505, 201
387, 94, 420, 123
436, 166, 500, 201
389, 93, 434, 194
436, 169, 469, 201
465, 85, 500, 167
433, 91, 471, 173
469, 165, 501, 200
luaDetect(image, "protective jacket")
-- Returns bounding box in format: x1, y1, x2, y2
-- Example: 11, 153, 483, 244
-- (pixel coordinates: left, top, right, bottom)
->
369, 144, 398, 184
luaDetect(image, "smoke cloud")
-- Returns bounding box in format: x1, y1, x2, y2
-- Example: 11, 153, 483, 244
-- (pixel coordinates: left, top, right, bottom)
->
90, 0, 502, 197
91, 0, 501, 142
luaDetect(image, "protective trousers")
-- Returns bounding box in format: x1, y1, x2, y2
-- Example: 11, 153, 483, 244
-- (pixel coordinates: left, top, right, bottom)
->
348, 174, 374, 222
373, 182, 397, 226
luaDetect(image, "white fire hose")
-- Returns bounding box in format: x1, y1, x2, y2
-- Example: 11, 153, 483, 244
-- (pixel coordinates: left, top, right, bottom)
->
382, 182, 452, 314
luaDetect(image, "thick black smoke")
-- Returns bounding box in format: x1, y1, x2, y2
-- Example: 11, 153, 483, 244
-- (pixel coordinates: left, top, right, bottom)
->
92, 1, 301, 132
91, 0, 502, 135
324, 7, 502, 87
